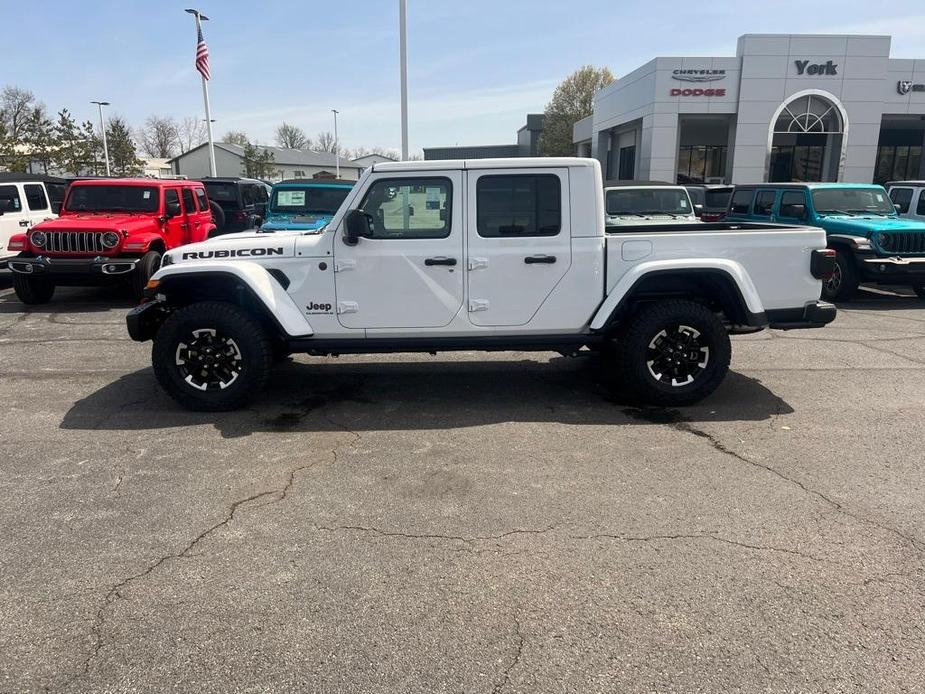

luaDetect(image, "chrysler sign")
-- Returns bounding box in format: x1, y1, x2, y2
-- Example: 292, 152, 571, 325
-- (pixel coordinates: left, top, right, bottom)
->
672, 69, 726, 83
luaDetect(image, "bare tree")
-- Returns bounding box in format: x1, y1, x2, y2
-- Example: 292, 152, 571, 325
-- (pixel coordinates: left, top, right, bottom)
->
275, 122, 310, 149
222, 130, 249, 146
349, 145, 399, 160
315, 131, 336, 153
0, 86, 38, 140
138, 115, 180, 158
178, 116, 208, 153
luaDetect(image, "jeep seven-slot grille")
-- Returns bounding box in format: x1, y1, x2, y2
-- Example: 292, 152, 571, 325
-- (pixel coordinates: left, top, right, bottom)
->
879, 232, 925, 255
44, 231, 106, 254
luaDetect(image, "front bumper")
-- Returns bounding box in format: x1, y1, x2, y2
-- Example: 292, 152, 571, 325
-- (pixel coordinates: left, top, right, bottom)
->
8, 255, 139, 278
766, 301, 837, 330
126, 299, 171, 342
858, 255, 925, 281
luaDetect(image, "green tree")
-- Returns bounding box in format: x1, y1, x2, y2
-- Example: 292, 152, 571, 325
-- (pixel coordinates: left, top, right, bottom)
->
539, 66, 615, 156
222, 130, 249, 146
107, 116, 143, 176
23, 107, 54, 174
52, 109, 99, 175
242, 141, 276, 179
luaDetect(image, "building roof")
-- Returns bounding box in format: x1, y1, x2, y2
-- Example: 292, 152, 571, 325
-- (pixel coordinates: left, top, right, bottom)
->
169, 142, 359, 169
373, 157, 599, 173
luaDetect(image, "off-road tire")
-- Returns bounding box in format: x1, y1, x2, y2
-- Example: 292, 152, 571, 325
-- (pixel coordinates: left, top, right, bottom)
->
209, 200, 226, 234
12, 274, 55, 304
821, 249, 859, 302
615, 299, 731, 407
152, 301, 272, 411
130, 250, 162, 301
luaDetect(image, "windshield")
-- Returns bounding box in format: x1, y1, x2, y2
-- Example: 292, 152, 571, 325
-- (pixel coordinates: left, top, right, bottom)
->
606, 188, 692, 216
65, 185, 159, 213
270, 186, 351, 216
704, 189, 733, 209
812, 188, 895, 216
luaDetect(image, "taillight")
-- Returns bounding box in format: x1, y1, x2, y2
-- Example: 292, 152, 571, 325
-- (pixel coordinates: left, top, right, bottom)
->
701, 212, 724, 222
811, 248, 837, 280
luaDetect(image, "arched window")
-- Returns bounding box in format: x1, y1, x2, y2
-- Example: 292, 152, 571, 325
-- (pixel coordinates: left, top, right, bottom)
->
773, 95, 842, 134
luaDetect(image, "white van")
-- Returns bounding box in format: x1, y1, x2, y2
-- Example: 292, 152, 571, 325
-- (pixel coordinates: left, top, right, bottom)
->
0, 174, 66, 266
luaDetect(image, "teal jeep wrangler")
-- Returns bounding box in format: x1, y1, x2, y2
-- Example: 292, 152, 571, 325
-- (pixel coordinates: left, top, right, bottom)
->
724, 183, 925, 301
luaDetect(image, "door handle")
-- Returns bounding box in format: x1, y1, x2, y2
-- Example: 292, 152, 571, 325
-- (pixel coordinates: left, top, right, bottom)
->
524, 255, 556, 264
424, 257, 457, 266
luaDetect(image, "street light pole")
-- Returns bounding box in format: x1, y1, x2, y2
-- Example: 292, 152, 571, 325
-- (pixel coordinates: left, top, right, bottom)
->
91, 101, 110, 176
332, 109, 340, 179
186, 8, 217, 177
399, 0, 408, 161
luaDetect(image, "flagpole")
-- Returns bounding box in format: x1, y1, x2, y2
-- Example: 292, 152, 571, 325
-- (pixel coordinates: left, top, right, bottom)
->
399, 0, 408, 161
187, 8, 216, 177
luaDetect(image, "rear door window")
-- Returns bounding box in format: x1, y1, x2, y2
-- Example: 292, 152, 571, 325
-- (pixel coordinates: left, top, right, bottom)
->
753, 190, 776, 217
729, 189, 754, 215
181, 188, 196, 214
24, 184, 48, 211
890, 187, 914, 213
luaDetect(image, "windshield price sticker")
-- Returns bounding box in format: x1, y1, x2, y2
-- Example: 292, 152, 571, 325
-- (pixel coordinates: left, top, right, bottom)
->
278, 190, 306, 206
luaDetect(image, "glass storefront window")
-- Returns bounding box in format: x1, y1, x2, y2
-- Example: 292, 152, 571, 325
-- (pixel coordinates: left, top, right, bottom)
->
874, 145, 923, 183
676, 145, 726, 184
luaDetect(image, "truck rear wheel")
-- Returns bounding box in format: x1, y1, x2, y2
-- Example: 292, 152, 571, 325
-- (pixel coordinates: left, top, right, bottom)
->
821, 250, 859, 302
615, 299, 731, 407
12, 274, 55, 304
152, 301, 272, 411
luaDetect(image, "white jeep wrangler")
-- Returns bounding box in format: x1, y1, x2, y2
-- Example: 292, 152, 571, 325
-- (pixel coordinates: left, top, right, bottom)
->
604, 182, 698, 228
127, 158, 836, 411
0, 174, 66, 267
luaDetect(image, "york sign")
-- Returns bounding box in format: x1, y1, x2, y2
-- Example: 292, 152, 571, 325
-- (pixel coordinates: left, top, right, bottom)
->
794, 60, 838, 76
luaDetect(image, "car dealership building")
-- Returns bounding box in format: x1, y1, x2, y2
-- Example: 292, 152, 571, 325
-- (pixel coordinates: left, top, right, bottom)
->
573, 34, 925, 185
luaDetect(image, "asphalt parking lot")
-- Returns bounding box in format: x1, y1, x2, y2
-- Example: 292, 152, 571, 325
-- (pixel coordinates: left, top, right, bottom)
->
1, 274, 924, 694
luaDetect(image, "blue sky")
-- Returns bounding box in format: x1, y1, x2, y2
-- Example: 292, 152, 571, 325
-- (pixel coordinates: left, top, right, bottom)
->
3, 0, 925, 154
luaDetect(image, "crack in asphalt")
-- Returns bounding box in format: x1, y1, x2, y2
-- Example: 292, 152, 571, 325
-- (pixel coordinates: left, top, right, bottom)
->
490, 616, 524, 694
572, 531, 825, 562
316, 524, 556, 547
671, 419, 925, 555
74, 457, 325, 682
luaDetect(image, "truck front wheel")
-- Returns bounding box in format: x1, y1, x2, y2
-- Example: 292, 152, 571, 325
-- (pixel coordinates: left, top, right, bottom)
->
12, 274, 55, 304
821, 250, 859, 302
615, 300, 731, 407
130, 251, 162, 301
152, 301, 273, 411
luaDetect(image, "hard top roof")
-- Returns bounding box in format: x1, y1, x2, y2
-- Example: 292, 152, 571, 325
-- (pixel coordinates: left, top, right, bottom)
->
0, 172, 68, 184
732, 182, 885, 190
603, 180, 678, 188
69, 178, 202, 186
371, 157, 600, 173
274, 178, 355, 187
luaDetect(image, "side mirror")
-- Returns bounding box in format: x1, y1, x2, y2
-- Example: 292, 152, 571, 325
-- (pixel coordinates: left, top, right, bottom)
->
693, 203, 703, 218
343, 209, 370, 245
165, 199, 181, 217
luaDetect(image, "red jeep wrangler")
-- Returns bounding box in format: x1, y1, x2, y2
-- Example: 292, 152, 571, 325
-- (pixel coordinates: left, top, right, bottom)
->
7, 178, 216, 304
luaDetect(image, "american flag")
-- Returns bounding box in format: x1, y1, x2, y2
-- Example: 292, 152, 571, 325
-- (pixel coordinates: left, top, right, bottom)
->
195, 23, 211, 81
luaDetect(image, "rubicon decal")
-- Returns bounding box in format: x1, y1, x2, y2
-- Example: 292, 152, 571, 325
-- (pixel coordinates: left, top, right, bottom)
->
181, 247, 285, 260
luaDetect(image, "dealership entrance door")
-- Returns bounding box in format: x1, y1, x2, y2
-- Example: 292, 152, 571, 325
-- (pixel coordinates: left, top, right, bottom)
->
768, 94, 843, 182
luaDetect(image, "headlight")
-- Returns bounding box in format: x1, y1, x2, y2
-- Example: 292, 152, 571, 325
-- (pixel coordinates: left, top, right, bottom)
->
101, 231, 120, 248
161, 253, 173, 267
875, 233, 889, 247
30, 231, 46, 247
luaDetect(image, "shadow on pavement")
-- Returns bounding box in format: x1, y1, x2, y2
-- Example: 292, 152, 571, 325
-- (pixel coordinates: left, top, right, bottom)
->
61, 358, 793, 438
0, 280, 134, 314
838, 285, 925, 312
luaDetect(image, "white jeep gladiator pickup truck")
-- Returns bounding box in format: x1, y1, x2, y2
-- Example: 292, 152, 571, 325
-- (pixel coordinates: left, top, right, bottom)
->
126, 157, 836, 411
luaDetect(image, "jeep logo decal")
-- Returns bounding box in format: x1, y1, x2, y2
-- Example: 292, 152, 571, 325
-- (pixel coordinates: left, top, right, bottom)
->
181, 247, 285, 260
306, 301, 333, 314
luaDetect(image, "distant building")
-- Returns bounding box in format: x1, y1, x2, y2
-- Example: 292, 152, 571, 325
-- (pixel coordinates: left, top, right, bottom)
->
424, 114, 545, 160
168, 142, 363, 181
352, 153, 397, 168
139, 157, 173, 178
